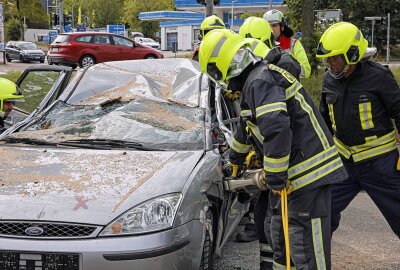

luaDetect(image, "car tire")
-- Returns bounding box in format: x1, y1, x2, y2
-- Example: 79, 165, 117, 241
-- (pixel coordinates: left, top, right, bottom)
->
145, 55, 157, 59
79, 55, 96, 68
20, 55, 26, 63
5, 54, 11, 62
40, 60, 45, 63
199, 210, 215, 270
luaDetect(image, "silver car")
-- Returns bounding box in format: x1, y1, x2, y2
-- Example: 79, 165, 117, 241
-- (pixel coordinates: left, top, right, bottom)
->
0, 59, 248, 270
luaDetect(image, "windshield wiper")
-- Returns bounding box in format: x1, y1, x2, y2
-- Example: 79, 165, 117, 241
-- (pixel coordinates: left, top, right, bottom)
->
3, 137, 58, 146
59, 139, 163, 151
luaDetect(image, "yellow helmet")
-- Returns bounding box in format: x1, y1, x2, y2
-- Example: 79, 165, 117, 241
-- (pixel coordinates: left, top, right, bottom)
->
263, 9, 285, 25
199, 29, 251, 82
0, 78, 24, 112
245, 38, 270, 59
239, 16, 274, 49
200, 15, 225, 38
316, 22, 368, 65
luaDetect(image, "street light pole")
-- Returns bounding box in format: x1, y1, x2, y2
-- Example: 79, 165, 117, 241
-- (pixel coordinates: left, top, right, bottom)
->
231, 0, 236, 30
364, 16, 382, 47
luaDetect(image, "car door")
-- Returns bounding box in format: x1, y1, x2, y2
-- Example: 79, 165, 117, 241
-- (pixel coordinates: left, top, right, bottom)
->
92, 34, 115, 63
7, 42, 18, 60
4, 66, 74, 128
111, 35, 143, 60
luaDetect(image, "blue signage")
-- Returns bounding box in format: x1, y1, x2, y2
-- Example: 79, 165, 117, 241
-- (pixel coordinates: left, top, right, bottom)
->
107, 24, 125, 35
77, 24, 86, 32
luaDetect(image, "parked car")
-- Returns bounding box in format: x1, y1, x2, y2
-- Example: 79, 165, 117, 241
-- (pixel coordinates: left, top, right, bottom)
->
5, 41, 46, 63
134, 37, 161, 50
0, 58, 248, 270
47, 32, 163, 68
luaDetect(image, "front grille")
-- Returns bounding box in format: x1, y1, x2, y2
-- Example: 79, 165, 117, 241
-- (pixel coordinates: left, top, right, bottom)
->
0, 222, 98, 238
0, 251, 79, 270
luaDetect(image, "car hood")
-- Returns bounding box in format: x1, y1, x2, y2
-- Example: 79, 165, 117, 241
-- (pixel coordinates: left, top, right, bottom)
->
0, 146, 203, 224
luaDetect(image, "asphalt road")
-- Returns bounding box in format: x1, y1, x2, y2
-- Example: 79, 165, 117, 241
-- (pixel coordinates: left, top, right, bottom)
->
220, 192, 400, 270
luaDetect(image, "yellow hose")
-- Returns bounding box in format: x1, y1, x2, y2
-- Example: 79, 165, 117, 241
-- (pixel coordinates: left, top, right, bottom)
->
280, 188, 290, 270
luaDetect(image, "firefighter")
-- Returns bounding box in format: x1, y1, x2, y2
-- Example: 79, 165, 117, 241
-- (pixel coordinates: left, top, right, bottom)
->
199, 29, 347, 270
316, 22, 400, 238
0, 78, 24, 134
192, 15, 225, 61
236, 16, 302, 270
263, 9, 311, 78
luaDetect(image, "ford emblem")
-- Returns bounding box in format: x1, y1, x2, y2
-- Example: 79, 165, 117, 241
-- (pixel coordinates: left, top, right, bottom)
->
25, 226, 44, 236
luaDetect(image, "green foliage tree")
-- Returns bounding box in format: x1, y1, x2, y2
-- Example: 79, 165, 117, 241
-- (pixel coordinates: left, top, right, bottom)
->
121, 0, 174, 38
5, 17, 22, 41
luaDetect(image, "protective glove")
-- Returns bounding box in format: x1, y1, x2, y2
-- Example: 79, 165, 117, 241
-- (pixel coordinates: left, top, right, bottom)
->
245, 150, 256, 168
230, 162, 239, 178
223, 90, 241, 101
267, 175, 286, 192
397, 156, 400, 171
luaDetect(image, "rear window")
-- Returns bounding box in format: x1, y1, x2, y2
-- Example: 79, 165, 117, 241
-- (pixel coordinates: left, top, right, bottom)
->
76, 35, 92, 43
53, 35, 70, 44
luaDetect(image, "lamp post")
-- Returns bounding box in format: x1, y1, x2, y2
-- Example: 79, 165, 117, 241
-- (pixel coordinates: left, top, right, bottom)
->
231, 0, 237, 30
364, 16, 382, 47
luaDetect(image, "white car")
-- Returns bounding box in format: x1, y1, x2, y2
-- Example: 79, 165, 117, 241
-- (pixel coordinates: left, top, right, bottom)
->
134, 37, 161, 50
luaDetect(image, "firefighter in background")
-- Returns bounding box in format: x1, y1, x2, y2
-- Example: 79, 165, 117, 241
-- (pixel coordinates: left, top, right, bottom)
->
316, 22, 400, 238
235, 16, 302, 270
263, 9, 311, 79
192, 15, 225, 61
199, 29, 347, 270
0, 78, 24, 134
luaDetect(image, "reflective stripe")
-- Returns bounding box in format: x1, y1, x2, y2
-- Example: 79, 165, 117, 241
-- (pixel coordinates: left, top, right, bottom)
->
295, 92, 330, 149
353, 140, 397, 162
268, 64, 296, 83
232, 138, 252, 154
327, 104, 336, 132
246, 120, 265, 143
311, 218, 327, 270
260, 256, 274, 263
359, 102, 374, 130
334, 131, 396, 161
365, 135, 377, 142
288, 146, 338, 179
300, 65, 305, 78
210, 36, 227, 58
264, 154, 290, 173
285, 81, 302, 100
240, 109, 252, 117
256, 102, 287, 118
290, 156, 343, 191
259, 243, 273, 252
251, 41, 258, 51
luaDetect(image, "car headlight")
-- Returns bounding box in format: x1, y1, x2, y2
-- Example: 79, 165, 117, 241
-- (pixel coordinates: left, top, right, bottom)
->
99, 193, 182, 236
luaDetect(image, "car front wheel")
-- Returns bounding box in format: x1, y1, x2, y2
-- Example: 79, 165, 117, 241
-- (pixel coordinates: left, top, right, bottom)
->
79, 55, 96, 68
145, 54, 157, 59
20, 55, 26, 63
5, 54, 10, 62
200, 210, 216, 270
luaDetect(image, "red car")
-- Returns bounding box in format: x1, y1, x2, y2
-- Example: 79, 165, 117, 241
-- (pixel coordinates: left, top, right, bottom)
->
47, 32, 163, 68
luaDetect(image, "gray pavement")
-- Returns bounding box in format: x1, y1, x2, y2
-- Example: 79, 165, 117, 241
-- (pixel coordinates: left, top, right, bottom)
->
220, 193, 399, 270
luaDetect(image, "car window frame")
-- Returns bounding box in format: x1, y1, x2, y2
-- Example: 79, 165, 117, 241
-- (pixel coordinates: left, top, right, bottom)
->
75, 35, 94, 43
111, 35, 134, 47
93, 34, 112, 45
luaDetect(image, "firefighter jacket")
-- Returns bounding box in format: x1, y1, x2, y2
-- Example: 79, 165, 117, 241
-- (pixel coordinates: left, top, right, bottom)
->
278, 35, 311, 79
230, 61, 348, 193
320, 60, 400, 163
0, 118, 5, 134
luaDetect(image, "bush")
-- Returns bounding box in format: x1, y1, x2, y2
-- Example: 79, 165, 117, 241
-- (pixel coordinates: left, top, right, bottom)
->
5, 18, 22, 41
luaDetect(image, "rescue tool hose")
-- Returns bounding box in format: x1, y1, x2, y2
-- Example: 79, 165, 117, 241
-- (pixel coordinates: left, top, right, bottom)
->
280, 188, 290, 270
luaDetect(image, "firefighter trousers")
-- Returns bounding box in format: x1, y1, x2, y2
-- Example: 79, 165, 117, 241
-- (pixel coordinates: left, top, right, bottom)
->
331, 150, 400, 238
265, 185, 332, 270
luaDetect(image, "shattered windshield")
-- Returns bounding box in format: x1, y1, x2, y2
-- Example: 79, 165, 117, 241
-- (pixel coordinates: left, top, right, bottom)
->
6, 99, 205, 150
